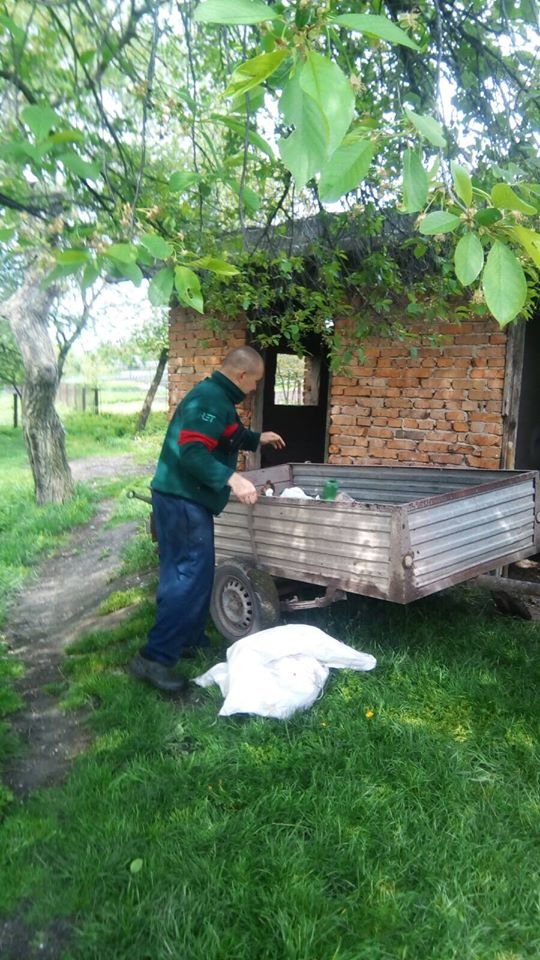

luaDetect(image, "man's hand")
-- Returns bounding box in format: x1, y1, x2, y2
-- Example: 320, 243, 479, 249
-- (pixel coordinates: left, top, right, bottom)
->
260, 431, 286, 449
227, 472, 258, 505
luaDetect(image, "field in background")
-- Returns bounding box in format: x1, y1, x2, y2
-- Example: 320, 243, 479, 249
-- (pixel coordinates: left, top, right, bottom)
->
0, 370, 168, 426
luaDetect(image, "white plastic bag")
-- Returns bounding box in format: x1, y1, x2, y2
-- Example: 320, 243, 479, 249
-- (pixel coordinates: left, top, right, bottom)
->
279, 486, 314, 499
194, 623, 376, 719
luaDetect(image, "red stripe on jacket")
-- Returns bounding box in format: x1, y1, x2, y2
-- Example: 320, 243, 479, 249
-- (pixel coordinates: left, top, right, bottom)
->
178, 430, 218, 451
222, 423, 239, 438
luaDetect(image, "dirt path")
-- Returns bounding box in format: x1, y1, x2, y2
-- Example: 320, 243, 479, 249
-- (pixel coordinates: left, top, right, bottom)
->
3, 454, 154, 795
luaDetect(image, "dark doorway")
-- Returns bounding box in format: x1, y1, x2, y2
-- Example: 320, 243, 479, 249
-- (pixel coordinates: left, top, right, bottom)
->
515, 313, 540, 470
258, 336, 329, 467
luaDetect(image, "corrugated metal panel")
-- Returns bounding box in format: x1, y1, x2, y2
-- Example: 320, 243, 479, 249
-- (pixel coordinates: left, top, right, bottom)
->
291, 463, 515, 504
215, 498, 393, 591
409, 478, 536, 589
214, 466, 538, 602
215, 502, 252, 559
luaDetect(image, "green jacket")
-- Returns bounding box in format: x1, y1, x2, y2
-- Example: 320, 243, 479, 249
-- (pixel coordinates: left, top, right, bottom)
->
151, 371, 260, 514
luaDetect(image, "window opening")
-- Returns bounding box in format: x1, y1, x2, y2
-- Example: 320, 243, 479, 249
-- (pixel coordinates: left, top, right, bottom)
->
274, 354, 320, 406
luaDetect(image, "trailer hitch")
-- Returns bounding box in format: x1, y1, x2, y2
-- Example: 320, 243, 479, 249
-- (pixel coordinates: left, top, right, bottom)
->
127, 489, 157, 541
281, 584, 347, 612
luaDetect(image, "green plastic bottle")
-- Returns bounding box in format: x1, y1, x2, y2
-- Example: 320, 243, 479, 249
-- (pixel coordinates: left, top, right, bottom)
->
322, 478, 339, 501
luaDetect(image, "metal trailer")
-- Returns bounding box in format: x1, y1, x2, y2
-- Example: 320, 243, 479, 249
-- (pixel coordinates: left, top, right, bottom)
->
210, 463, 540, 641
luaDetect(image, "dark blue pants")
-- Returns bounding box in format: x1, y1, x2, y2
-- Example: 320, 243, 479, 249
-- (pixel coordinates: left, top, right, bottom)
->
140, 491, 215, 666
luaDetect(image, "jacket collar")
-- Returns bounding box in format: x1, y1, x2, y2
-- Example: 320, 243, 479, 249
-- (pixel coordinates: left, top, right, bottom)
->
210, 370, 245, 404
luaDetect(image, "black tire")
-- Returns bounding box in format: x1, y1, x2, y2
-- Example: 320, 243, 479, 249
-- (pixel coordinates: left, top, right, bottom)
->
210, 557, 281, 642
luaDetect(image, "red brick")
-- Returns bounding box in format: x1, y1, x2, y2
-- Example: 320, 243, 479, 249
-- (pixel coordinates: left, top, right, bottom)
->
469, 412, 503, 424
428, 453, 466, 465
384, 397, 413, 408
367, 447, 399, 459
466, 455, 501, 468
387, 439, 417, 450
444, 409, 467, 421
419, 440, 453, 453
332, 415, 356, 425
466, 433, 499, 447
402, 388, 436, 398
468, 389, 503, 401
397, 451, 430, 462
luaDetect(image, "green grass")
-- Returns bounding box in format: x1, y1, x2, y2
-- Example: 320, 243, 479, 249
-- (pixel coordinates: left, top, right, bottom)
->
0, 415, 539, 959
0, 414, 161, 626
0, 413, 160, 820
0, 585, 539, 959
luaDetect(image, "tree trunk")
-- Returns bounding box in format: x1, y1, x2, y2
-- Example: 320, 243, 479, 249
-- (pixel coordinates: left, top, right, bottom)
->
135, 346, 168, 433
4, 269, 74, 504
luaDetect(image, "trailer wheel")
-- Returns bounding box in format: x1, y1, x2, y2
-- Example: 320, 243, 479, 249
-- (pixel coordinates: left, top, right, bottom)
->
210, 557, 280, 641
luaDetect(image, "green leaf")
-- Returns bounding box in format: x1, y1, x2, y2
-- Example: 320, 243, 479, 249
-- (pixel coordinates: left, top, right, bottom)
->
0, 140, 42, 163
81, 261, 100, 289
60, 152, 101, 180
148, 267, 174, 307
474, 207, 503, 227
427, 157, 441, 181
104, 243, 138, 264
226, 179, 261, 214
454, 232, 484, 286
404, 108, 446, 148
175, 266, 204, 313
168, 171, 200, 192
42, 263, 82, 286
510, 225, 540, 268
333, 14, 420, 50
210, 115, 274, 158
230, 85, 265, 114
319, 137, 374, 203
55, 249, 90, 266
139, 233, 173, 259
225, 50, 288, 98
482, 241, 528, 326
402, 148, 428, 213
194, 0, 275, 24
190, 257, 240, 275
0, 14, 25, 46
300, 52, 354, 156
129, 858, 143, 875
278, 72, 328, 187
0, 227, 16, 243
115, 261, 144, 285
491, 183, 537, 215
47, 129, 85, 145
79, 49, 96, 66
451, 162, 473, 207
22, 105, 62, 142
419, 211, 461, 234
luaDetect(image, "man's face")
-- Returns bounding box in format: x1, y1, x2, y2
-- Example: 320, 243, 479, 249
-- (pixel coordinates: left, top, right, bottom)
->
239, 363, 264, 395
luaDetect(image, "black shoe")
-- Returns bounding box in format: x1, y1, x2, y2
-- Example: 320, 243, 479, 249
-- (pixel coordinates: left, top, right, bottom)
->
180, 634, 212, 659
129, 654, 188, 694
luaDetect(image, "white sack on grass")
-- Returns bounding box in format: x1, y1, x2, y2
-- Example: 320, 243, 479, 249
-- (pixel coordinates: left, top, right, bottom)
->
194, 623, 376, 720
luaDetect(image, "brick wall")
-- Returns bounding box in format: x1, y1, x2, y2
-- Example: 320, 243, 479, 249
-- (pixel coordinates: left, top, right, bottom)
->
168, 307, 249, 409
328, 315, 508, 469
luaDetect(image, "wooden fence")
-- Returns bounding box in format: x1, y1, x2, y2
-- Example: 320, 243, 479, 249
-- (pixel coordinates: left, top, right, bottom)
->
7, 385, 100, 428
56, 383, 100, 413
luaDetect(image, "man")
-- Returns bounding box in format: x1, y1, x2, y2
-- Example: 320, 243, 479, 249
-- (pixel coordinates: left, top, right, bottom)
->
130, 346, 285, 694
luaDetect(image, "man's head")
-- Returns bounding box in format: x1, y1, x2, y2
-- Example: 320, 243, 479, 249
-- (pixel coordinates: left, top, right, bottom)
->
220, 346, 264, 395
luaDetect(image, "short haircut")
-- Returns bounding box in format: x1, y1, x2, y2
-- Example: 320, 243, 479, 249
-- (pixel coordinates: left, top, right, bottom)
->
221, 346, 263, 374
